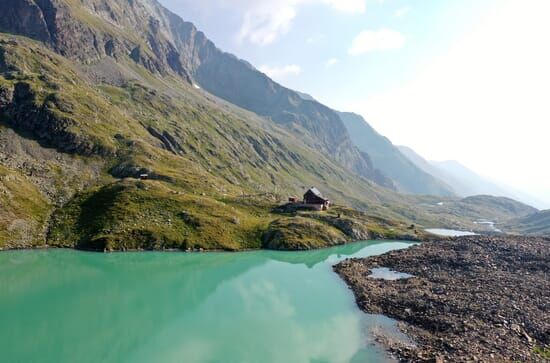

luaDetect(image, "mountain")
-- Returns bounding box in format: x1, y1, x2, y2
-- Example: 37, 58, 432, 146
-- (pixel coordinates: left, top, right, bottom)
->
0, 0, 423, 250
0, 0, 399, 194
338, 112, 455, 196
398, 146, 547, 209
0, 0, 539, 250
1, 0, 383, 182
434, 160, 515, 197
503, 210, 550, 236
411, 194, 537, 232
0, 32, 412, 250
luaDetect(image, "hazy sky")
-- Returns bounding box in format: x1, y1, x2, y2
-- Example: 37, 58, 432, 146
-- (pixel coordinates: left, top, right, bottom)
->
160, 0, 550, 208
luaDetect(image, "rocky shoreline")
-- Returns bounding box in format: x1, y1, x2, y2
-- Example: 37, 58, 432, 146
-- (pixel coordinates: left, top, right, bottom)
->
334, 235, 550, 362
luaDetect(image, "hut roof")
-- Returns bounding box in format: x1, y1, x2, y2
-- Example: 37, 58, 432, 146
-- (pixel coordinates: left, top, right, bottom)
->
307, 187, 323, 198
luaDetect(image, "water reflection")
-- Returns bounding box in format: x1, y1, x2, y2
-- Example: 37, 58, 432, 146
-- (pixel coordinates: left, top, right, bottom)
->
0, 241, 413, 363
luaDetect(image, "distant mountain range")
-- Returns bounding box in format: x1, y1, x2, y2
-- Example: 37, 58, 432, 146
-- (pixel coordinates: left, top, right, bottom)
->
398, 146, 547, 209
338, 112, 455, 196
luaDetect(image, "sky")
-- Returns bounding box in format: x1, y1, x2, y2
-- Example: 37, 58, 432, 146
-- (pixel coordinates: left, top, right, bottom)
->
159, 0, 550, 208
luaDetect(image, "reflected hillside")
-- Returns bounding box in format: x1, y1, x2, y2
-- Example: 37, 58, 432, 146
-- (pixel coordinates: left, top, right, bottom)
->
0, 250, 266, 363
266, 240, 389, 268
0, 242, 414, 363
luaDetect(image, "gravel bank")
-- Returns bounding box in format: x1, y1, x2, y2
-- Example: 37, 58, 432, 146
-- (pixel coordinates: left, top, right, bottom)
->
334, 236, 550, 362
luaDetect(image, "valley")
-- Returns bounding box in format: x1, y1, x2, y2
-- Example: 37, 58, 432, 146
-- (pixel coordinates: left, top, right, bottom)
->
0, 0, 543, 251
0, 1, 549, 362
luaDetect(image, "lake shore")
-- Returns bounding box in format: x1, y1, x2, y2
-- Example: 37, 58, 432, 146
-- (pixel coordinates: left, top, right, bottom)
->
334, 235, 550, 362
0, 232, 425, 253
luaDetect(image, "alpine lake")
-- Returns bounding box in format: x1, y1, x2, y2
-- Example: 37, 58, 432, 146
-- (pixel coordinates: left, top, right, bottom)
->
0, 241, 415, 363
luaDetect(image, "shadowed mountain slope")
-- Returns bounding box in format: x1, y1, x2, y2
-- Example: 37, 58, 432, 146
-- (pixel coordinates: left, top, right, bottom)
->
338, 112, 455, 196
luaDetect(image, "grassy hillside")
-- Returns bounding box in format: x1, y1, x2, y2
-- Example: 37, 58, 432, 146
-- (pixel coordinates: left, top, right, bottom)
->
0, 165, 50, 248
48, 179, 423, 251
503, 210, 550, 236
0, 34, 430, 250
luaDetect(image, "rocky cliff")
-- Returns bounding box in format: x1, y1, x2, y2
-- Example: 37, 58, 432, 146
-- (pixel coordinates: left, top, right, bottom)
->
0, 0, 378, 183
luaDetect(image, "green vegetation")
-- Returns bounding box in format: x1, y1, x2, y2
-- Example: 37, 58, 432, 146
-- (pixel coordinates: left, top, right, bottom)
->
262, 217, 348, 250
0, 27, 538, 251
48, 179, 269, 251
504, 210, 550, 236
47, 179, 423, 251
534, 346, 550, 359
0, 165, 51, 248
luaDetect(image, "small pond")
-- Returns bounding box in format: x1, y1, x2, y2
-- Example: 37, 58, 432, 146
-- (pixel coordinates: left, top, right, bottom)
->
425, 228, 477, 237
369, 267, 414, 280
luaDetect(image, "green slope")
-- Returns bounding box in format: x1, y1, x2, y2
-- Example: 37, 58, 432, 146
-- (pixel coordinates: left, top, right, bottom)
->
0, 34, 426, 250
503, 210, 550, 236
0, 164, 50, 248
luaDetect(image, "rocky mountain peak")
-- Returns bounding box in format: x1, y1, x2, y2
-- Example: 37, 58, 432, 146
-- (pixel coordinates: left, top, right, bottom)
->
0, 0, 387, 185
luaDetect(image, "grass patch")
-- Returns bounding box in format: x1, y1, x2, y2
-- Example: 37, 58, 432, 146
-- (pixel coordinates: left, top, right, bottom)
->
48, 179, 273, 251
0, 166, 50, 248
534, 346, 550, 359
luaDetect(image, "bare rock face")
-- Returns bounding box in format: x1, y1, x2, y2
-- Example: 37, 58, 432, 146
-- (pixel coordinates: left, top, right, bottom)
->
1, 81, 111, 157
0, 0, 386, 186
0, 0, 52, 42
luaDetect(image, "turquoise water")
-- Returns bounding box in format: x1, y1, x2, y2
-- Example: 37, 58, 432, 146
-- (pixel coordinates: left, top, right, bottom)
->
0, 241, 413, 363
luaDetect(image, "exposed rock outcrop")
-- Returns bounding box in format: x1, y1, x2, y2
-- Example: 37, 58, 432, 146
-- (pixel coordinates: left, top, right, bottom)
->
1, 81, 112, 156
0, 0, 389, 187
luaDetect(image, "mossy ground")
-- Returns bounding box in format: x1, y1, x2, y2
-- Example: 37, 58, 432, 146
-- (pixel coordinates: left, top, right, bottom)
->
533, 346, 550, 360
262, 217, 347, 250
48, 179, 260, 251
47, 179, 421, 251
0, 165, 51, 248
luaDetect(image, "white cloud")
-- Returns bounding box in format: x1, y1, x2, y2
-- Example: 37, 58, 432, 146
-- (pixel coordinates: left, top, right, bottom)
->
326, 58, 339, 67
323, 0, 365, 13
237, 3, 297, 46
258, 64, 302, 80
349, 28, 405, 55
394, 6, 411, 18
236, 0, 366, 46
306, 33, 325, 45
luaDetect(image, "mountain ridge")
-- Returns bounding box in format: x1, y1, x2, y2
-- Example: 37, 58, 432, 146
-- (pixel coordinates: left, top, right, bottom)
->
0, 0, 382, 184
0, 0, 540, 250
398, 145, 547, 209
503, 210, 550, 236
338, 111, 456, 196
